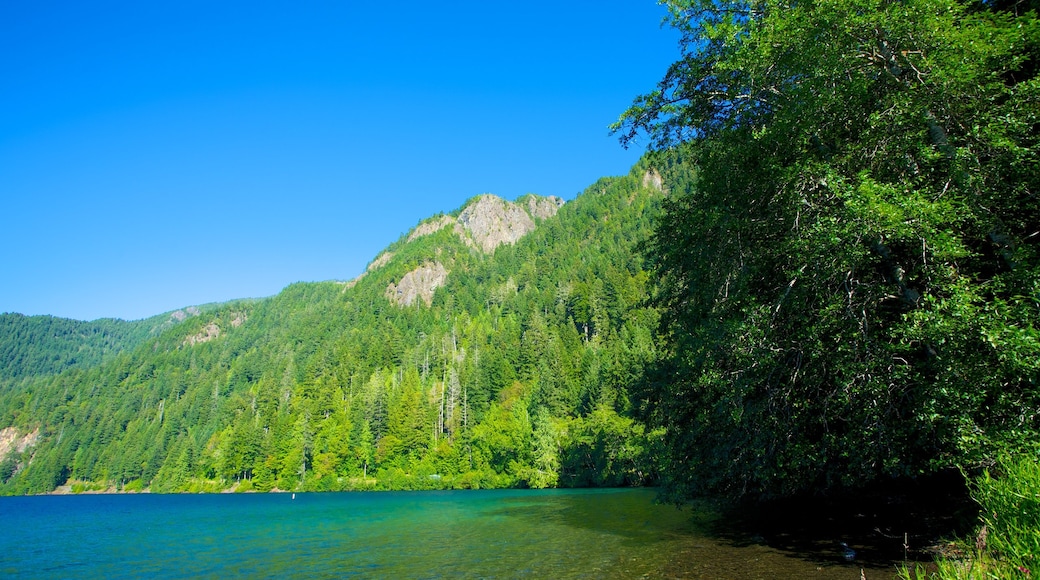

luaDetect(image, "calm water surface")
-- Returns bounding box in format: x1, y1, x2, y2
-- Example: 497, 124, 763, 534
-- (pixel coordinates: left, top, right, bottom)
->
0, 488, 894, 579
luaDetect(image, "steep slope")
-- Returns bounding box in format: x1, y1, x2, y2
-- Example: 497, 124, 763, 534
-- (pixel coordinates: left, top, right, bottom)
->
0, 162, 669, 494
0, 307, 218, 381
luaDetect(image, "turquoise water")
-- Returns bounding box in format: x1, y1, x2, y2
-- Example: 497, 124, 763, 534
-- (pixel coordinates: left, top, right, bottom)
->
0, 488, 882, 579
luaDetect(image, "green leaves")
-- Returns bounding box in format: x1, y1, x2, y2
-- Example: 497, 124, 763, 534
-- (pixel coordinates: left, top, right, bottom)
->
625, 0, 1040, 500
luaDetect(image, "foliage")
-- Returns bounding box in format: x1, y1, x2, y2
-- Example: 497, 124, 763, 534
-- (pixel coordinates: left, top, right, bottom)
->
0, 304, 236, 381
0, 453, 17, 483
615, 0, 1040, 499
0, 163, 667, 494
0, 314, 152, 381
559, 406, 660, 488
902, 453, 1040, 579
973, 455, 1040, 576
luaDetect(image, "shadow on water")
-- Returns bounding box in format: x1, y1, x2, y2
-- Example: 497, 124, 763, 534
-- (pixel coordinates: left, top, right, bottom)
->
492, 488, 875, 579
486, 488, 707, 542
706, 469, 978, 574
496, 473, 976, 580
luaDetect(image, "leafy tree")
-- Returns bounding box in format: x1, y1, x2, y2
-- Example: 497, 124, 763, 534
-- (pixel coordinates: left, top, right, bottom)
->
523, 407, 565, 488
0, 453, 18, 483
615, 0, 1040, 499
0, 314, 157, 380
559, 406, 656, 487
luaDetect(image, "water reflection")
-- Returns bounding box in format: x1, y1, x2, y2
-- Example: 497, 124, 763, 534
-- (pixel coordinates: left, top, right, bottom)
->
490, 488, 889, 579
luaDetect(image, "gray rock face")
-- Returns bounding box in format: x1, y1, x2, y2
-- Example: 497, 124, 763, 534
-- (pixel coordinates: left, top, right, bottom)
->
454, 194, 562, 254
384, 193, 563, 307
401, 194, 564, 254
367, 252, 394, 272
525, 195, 565, 220
169, 305, 201, 323
184, 323, 220, 346
385, 262, 449, 307
455, 195, 534, 253
642, 168, 664, 192
407, 215, 454, 242
0, 426, 38, 461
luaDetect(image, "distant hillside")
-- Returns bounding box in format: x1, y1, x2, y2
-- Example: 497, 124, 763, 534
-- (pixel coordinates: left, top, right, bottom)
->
0, 158, 673, 494
0, 304, 243, 382
0, 311, 171, 381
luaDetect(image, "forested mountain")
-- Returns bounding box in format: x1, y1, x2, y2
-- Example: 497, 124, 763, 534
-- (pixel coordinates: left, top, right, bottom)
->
0, 160, 668, 494
0, 307, 221, 381
3, 5, 1036, 549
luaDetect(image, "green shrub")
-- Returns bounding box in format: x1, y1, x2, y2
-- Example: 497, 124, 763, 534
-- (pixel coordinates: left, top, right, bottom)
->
974, 455, 1040, 578
903, 454, 1039, 579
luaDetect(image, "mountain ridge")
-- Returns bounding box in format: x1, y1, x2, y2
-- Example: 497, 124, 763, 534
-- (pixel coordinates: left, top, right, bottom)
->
0, 304, 234, 381
0, 159, 670, 495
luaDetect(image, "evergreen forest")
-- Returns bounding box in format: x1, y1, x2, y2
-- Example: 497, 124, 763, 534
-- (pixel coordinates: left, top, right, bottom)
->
0, 309, 209, 381
0, 163, 666, 495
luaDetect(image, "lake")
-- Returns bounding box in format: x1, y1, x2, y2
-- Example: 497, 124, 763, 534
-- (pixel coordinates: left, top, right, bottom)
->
0, 488, 894, 579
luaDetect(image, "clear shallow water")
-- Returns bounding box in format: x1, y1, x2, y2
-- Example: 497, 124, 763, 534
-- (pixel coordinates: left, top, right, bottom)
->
0, 488, 887, 579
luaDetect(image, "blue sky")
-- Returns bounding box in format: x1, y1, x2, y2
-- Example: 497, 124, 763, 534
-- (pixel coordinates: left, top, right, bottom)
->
1, 1, 678, 321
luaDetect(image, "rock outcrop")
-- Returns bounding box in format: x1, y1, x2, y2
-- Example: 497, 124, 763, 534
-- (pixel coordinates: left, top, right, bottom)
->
184, 323, 221, 346
407, 215, 454, 242
524, 195, 565, 220
386, 262, 449, 307
367, 252, 394, 273
382, 194, 563, 307
455, 195, 534, 253
642, 168, 664, 192
169, 306, 201, 323
454, 194, 563, 254
0, 427, 38, 461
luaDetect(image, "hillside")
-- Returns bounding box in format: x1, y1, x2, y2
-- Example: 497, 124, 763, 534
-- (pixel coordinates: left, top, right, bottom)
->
0, 307, 224, 381
0, 159, 669, 494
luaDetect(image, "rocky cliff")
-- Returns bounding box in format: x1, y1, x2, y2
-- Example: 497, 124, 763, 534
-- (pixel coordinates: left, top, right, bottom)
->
383, 194, 563, 307
385, 262, 450, 307
454, 194, 563, 253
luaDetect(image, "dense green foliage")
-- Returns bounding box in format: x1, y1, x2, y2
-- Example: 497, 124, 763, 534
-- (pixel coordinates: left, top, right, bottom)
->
615, 0, 1040, 499
0, 164, 666, 494
0, 312, 183, 381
